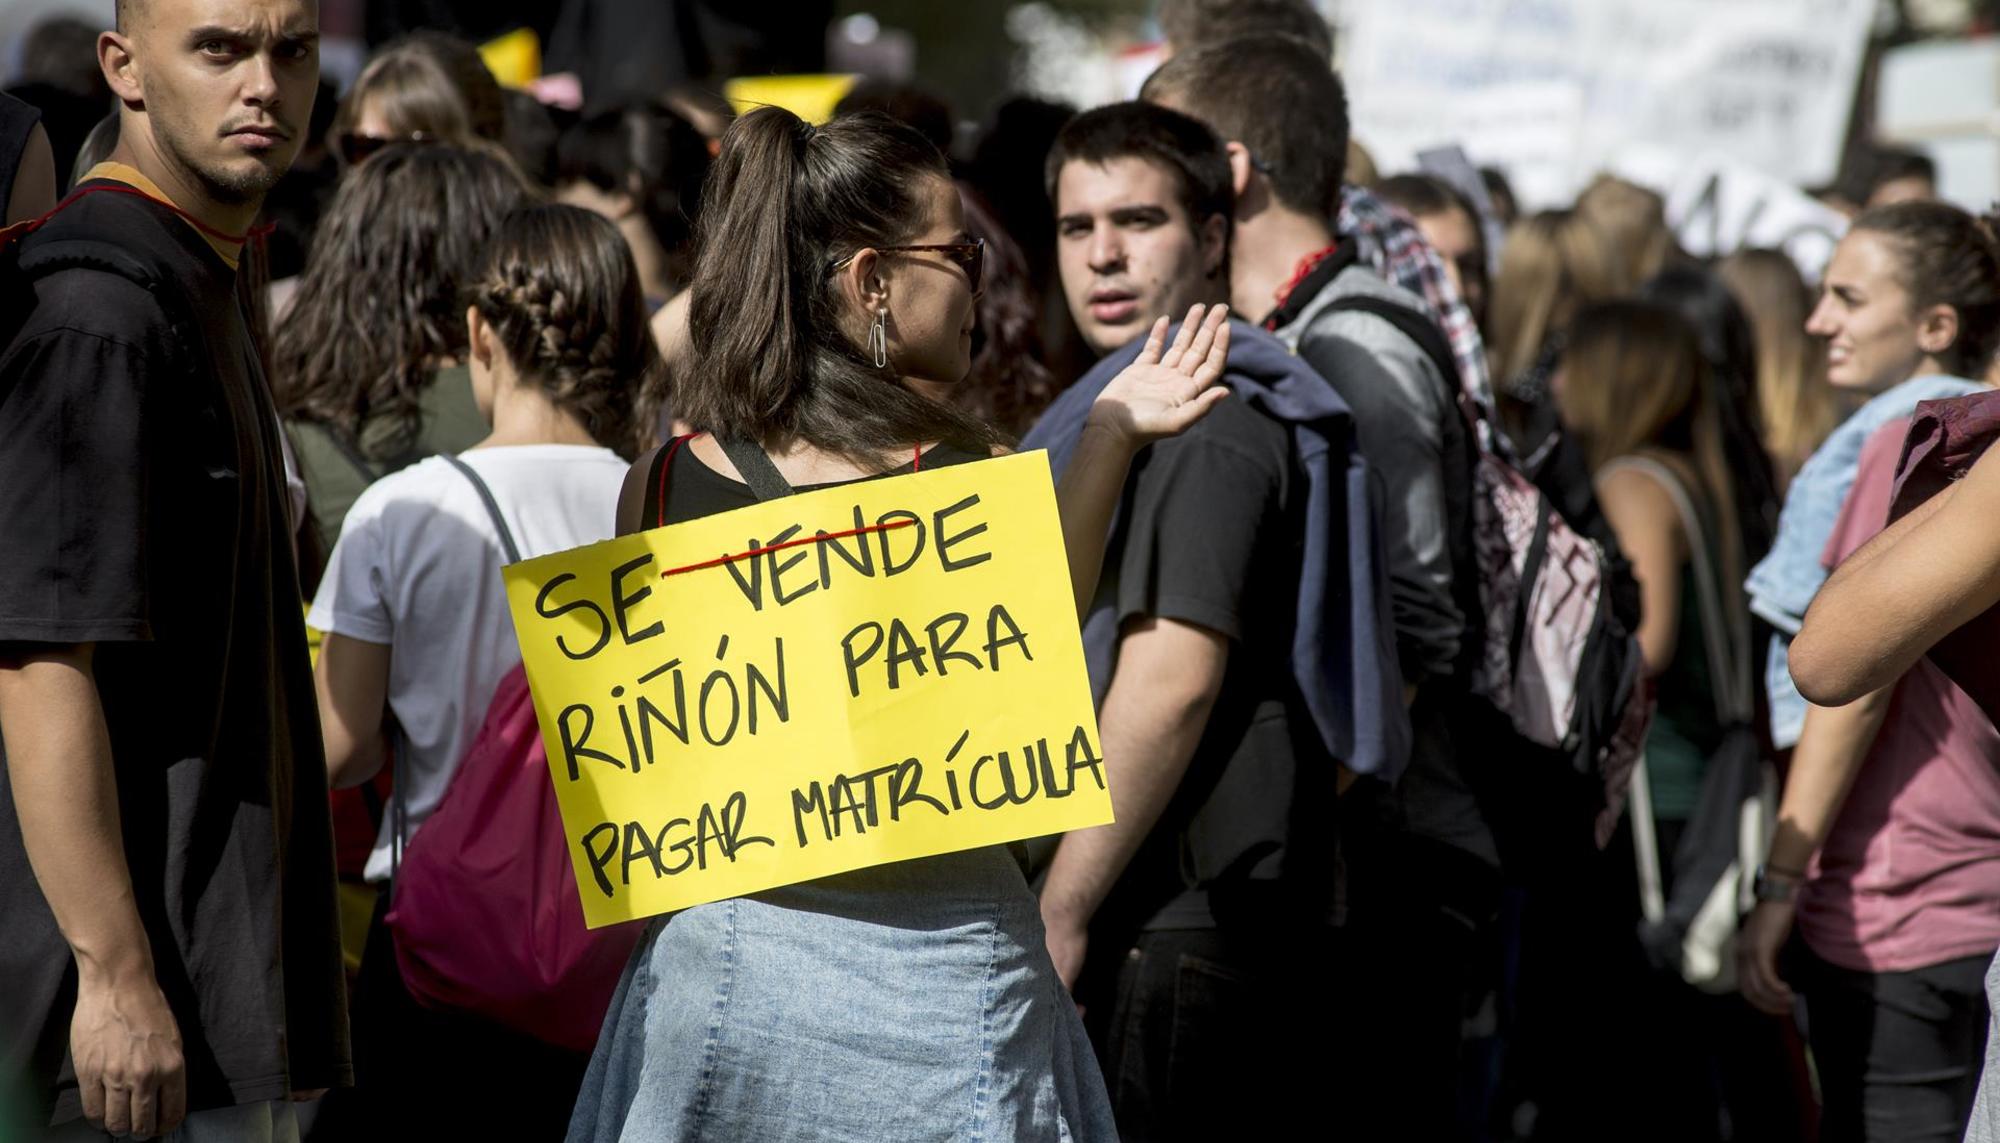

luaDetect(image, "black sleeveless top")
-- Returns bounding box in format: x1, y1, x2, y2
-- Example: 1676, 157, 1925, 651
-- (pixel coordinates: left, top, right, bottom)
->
640, 434, 990, 529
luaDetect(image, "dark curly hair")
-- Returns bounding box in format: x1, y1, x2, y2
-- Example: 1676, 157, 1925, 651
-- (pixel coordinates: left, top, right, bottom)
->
469, 204, 665, 459
273, 142, 531, 453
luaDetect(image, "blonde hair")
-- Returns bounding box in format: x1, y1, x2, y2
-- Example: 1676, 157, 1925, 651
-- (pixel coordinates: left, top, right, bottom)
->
1560, 299, 1744, 598
1487, 209, 1623, 388
1577, 174, 1677, 287
1717, 249, 1839, 482
1346, 138, 1378, 189
334, 35, 506, 150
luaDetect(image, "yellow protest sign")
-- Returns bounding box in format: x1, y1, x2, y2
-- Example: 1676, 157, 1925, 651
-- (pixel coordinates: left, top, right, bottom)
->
504, 452, 1112, 928
722, 74, 859, 124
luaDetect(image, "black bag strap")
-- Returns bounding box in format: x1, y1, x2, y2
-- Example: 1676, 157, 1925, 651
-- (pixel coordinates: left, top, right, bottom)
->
1321, 293, 1463, 417
439, 452, 522, 564
719, 435, 795, 502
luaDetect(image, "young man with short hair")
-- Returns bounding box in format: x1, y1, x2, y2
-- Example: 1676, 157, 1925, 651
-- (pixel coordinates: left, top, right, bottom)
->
1026, 101, 1403, 1139
1375, 172, 1489, 327
1145, 33, 1496, 1136
0, 0, 347, 1138
1156, 0, 1331, 59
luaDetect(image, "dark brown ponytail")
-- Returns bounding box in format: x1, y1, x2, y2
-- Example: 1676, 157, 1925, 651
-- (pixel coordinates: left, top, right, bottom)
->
469, 204, 665, 459
1853, 200, 2000, 377
680, 106, 1006, 460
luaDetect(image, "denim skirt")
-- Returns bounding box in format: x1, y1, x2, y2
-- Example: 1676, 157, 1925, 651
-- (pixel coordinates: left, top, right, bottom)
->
565, 845, 1116, 1142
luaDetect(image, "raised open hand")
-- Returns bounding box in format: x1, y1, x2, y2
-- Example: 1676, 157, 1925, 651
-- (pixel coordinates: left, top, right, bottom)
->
1087, 303, 1231, 446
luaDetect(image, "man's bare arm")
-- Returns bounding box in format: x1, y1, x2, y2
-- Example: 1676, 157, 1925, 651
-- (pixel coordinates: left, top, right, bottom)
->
0, 644, 184, 1137
1038, 617, 1227, 989
1793, 447, 2000, 704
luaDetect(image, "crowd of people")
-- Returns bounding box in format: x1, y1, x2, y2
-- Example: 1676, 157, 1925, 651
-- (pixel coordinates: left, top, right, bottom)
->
2, 0, 1998, 1141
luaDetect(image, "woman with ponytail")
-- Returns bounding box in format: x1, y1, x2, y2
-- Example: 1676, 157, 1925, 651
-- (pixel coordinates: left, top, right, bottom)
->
575, 107, 1229, 1141
308, 205, 663, 1137
1738, 201, 2000, 1143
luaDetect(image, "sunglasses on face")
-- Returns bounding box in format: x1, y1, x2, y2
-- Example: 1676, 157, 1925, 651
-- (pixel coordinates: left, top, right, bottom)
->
336, 129, 430, 167
828, 239, 986, 295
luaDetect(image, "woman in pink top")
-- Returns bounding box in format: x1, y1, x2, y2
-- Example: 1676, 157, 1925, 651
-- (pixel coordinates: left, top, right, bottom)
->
1738, 202, 2000, 1143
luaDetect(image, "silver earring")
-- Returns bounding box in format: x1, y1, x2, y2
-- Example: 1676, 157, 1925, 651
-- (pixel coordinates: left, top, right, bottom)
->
870, 309, 889, 369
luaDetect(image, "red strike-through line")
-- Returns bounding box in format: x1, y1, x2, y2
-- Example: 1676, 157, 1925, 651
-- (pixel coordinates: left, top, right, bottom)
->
658, 519, 917, 579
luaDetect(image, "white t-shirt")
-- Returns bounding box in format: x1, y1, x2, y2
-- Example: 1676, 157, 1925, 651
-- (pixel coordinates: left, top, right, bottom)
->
307, 444, 629, 881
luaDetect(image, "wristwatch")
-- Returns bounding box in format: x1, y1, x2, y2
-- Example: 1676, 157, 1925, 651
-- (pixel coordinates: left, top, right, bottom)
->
1753, 864, 1802, 904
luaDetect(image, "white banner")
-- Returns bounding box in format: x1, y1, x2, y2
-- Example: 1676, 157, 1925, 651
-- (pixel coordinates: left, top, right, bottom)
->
1340, 0, 1876, 210
1608, 146, 1848, 281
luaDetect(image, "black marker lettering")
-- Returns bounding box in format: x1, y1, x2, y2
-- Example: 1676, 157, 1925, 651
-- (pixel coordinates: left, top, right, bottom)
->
723, 539, 764, 610
698, 669, 740, 747
884, 619, 928, 689
611, 554, 664, 643
1067, 725, 1106, 791
933, 495, 992, 572
876, 510, 925, 574
536, 573, 612, 660
926, 612, 980, 676
764, 525, 820, 606
816, 505, 876, 587
558, 703, 626, 781
745, 637, 789, 733
841, 621, 884, 698
582, 822, 619, 896
792, 782, 830, 846
984, 604, 1033, 667
889, 758, 948, 819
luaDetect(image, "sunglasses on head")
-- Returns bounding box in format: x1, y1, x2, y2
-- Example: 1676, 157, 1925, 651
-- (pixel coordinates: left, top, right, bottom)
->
336, 129, 431, 167
828, 239, 986, 295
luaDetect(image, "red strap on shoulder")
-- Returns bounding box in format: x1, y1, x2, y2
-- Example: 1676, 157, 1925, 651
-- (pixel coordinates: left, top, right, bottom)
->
913, 442, 921, 472
654, 433, 701, 529
0, 182, 274, 252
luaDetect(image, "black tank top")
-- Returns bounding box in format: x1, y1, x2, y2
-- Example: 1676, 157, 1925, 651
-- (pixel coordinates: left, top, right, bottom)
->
639, 434, 990, 530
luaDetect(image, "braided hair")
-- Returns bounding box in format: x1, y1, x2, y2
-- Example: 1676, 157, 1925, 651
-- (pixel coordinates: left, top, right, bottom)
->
468, 204, 666, 458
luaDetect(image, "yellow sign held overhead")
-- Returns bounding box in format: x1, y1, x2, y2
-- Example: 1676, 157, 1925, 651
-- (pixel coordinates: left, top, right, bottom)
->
477, 28, 541, 90
503, 452, 1112, 928
722, 74, 860, 124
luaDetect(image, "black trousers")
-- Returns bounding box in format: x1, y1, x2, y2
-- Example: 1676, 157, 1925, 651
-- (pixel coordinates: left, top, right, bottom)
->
307, 887, 589, 1141
1334, 831, 1502, 1141
1797, 945, 1994, 1143
1506, 817, 1811, 1142
1083, 924, 1337, 1143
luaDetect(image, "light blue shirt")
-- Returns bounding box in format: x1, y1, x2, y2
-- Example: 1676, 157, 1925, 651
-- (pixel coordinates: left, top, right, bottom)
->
1746, 374, 1984, 747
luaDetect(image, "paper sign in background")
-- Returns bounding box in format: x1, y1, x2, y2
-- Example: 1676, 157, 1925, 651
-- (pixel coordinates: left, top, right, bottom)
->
503, 452, 1112, 927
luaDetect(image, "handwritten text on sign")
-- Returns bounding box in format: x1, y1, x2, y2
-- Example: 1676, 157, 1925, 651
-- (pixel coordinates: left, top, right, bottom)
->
503, 452, 1112, 927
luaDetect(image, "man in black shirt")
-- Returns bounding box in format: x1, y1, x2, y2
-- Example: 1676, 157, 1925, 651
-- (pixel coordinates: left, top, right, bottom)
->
1145, 35, 1500, 1138
0, 0, 345, 1138
1029, 102, 1340, 1140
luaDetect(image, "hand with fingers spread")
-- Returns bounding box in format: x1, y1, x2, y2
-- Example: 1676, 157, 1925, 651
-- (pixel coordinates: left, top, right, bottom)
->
1086, 303, 1232, 446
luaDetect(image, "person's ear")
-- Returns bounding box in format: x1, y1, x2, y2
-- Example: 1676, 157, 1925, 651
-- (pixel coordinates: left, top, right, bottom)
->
100, 29, 141, 106
1198, 212, 1228, 279
466, 305, 495, 369
1224, 141, 1254, 199
1917, 303, 1961, 360
841, 247, 890, 316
